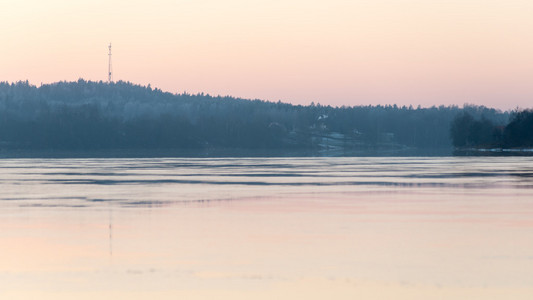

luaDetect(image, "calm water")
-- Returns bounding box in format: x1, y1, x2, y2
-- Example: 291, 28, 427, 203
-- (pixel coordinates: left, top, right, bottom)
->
1, 157, 533, 299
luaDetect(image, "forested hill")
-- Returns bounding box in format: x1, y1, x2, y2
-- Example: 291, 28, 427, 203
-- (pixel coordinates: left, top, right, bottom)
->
0, 80, 509, 155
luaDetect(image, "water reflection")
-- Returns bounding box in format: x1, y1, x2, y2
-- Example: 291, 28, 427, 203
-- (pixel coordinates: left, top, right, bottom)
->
1, 157, 533, 208
1, 157, 533, 299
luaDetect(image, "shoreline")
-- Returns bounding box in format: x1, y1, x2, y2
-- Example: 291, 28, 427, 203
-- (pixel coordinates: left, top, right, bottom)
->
454, 148, 533, 156
0, 147, 453, 158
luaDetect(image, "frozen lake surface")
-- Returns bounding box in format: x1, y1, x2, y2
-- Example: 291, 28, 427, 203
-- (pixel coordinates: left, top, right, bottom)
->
1, 157, 533, 299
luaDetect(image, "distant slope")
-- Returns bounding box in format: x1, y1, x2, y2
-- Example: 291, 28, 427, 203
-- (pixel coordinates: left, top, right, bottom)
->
0, 80, 509, 154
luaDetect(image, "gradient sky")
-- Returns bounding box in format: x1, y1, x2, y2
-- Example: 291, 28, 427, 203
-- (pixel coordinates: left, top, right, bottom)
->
1, 0, 532, 109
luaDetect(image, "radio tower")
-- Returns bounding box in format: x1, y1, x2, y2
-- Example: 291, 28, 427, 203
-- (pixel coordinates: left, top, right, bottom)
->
108, 43, 113, 83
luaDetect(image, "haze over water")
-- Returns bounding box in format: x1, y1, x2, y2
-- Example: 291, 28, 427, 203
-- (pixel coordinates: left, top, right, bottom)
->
1, 157, 533, 299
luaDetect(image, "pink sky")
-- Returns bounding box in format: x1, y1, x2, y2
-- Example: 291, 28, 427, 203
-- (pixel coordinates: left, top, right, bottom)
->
1, 0, 532, 110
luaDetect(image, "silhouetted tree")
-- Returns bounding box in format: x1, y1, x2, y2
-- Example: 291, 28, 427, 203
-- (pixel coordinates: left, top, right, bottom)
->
503, 110, 533, 147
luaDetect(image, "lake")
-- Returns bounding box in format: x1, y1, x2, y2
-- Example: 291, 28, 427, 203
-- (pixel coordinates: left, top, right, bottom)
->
1, 157, 533, 299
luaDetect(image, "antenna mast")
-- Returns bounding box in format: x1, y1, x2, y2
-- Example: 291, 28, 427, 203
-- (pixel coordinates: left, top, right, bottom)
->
108, 43, 113, 83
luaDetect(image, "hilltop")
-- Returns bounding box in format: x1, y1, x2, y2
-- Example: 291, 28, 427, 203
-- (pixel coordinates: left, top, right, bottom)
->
0, 80, 510, 156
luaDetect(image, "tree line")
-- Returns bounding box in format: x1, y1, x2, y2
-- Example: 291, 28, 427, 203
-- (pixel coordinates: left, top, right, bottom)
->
0, 80, 511, 153
451, 109, 533, 149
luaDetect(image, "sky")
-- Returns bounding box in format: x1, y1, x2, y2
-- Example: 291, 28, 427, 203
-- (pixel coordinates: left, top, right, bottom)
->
1, 0, 532, 110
